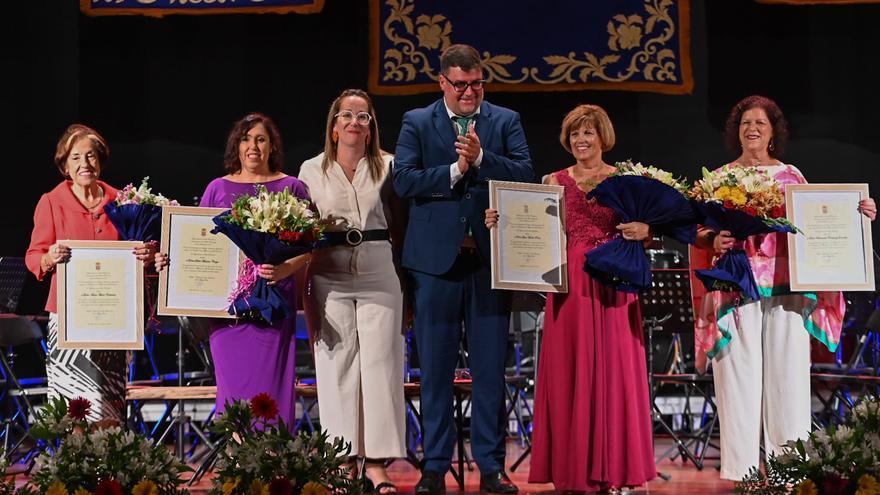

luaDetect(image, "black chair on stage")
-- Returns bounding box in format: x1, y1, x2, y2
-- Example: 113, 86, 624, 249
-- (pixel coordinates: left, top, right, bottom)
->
0, 257, 48, 465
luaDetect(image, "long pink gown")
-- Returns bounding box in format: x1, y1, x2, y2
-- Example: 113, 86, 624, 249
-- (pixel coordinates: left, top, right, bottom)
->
528, 170, 656, 492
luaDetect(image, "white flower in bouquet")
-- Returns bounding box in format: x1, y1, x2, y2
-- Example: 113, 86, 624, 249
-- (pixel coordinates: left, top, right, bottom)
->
116, 177, 178, 206
613, 159, 688, 193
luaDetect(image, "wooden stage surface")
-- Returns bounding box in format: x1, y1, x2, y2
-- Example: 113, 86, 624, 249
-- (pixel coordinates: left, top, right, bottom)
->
178, 439, 736, 494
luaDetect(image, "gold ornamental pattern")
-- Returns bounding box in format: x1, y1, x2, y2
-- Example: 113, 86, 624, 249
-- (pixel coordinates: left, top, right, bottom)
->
376, 0, 691, 93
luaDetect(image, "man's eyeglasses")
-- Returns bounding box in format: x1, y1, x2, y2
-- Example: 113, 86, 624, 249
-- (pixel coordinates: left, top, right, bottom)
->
442, 74, 486, 93
335, 110, 373, 126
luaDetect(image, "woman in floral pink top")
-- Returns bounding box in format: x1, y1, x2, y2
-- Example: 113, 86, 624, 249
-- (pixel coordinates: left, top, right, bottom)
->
694, 95, 877, 481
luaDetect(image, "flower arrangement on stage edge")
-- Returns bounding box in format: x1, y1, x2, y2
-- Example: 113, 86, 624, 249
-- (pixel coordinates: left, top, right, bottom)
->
210, 393, 361, 495
211, 186, 324, 324
23, 396, 189, 495
688, 165, 801, 300
582, 159, 697, 292
736, 398, 880, 495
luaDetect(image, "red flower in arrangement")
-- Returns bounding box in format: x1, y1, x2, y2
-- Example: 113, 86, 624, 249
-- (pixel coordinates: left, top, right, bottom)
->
723, 200, 735, 210
68, 397, 92, 421
250, 392, 279, 420
95, 479, 124, 495
279, 230, 304, 243
821, 474, 849, 494
743, 206, 758, 217
269, 477, 294, 495
770, 205, 785, 219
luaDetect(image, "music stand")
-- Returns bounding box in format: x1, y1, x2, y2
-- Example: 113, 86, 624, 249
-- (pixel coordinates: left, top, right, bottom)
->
640, 268, 705, 474
0, 257, 46, 467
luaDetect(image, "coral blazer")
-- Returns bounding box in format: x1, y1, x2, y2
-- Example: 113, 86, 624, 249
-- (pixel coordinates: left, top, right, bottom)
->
25, 180, 119, 313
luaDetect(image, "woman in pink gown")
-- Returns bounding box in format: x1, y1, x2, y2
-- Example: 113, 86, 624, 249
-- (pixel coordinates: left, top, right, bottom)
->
487, 104, 656, 493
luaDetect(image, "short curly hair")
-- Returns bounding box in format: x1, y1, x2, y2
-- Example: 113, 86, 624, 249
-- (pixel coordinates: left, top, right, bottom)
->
724, 95, 788, 159
54, 124, 109, 177
222, 112, 285, 174
559, 104, 615, 154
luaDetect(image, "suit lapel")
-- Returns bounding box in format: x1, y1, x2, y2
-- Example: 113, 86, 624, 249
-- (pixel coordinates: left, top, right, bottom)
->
475, 101, 492, 149
432, 100, 457, 146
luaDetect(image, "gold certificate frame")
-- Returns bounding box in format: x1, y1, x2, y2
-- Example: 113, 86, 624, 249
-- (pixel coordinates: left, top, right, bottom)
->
786, 183, 874, 292
158, 206, 242, 318
57, 240, 144, 350
489, 180, 568, 293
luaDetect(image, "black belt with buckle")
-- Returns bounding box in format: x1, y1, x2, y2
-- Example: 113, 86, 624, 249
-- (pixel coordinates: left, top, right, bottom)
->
323, 228, 390, 247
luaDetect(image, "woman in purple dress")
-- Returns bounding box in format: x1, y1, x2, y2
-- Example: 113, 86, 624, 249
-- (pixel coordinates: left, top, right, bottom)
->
487, 105, 656, 493
163, 113, 309, 425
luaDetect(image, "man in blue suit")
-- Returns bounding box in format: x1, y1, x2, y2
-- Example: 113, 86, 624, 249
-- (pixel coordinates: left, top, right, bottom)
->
393, 44, 533, 494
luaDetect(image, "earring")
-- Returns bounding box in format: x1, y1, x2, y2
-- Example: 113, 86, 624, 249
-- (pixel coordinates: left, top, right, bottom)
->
332, 130, 338, 143
769, 139, 774, 151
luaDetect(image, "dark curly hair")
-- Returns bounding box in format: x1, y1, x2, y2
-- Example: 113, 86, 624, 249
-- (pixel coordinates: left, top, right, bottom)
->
222, 112, 285, 174
724, 95, 788, 159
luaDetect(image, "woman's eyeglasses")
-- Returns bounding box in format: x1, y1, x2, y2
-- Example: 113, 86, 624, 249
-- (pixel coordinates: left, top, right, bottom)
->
335, 110, 373, 126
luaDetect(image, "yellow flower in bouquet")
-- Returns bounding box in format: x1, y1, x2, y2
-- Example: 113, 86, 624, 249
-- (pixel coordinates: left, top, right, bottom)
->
857, 474, 880, 495
248, 479, 269, 495
47, 481, 69, 495
132, 480, 159, 495
221, 478, 241, 495
795, 478, 818, 495
300, 481, 329, 495
73, 488, 91, 495
691, 165, 787, 220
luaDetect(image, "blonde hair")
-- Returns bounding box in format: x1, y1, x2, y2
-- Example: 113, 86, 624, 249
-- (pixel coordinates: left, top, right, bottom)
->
322, 89, 384, 182
53, 124, 109, 177
559, 104, 615, 153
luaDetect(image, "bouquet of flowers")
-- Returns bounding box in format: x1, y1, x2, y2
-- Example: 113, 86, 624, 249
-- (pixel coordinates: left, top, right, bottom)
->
584, 160, 697, 292
210, 393, 361, 495
104, 176, 178, 243
212, 185, 323, 324
689, 165, 799, 300
737, 398, 880, 495
26, 396, 189, 495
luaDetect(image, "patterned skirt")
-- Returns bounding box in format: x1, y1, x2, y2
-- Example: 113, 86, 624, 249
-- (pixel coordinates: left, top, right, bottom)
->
46, 313, 128, 423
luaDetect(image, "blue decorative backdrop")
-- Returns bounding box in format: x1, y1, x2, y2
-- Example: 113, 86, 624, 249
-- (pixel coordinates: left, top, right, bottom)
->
369, 0, 693, 95
81, 0, 324, 17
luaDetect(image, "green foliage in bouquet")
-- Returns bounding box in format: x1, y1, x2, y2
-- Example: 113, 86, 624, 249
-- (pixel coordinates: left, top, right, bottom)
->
27, 396, 189, 495
210, 393, 362, 495
736, 398, 880, 495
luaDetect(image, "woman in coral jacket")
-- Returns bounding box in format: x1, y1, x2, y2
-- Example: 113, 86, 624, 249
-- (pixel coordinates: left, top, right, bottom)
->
25, 124, 155, 422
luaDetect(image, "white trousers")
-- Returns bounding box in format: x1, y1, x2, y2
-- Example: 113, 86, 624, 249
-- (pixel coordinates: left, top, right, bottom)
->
306, 243, 406, 458
712, 295, 811, 480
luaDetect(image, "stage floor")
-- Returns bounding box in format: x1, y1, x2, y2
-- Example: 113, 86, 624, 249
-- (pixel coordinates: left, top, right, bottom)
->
177, 438, 737, 494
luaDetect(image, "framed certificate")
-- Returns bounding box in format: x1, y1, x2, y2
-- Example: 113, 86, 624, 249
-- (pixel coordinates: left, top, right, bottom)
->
57, 240, 144, 350
489, 180, 568, 292
158, 206, 242, 318
786, 183, 874, 292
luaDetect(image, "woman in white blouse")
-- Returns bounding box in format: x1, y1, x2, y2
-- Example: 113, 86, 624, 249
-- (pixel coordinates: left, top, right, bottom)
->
298, 89, 406, 494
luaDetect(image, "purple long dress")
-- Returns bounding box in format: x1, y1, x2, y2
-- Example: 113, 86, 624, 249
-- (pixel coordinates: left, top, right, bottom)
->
199, 176, 308, 425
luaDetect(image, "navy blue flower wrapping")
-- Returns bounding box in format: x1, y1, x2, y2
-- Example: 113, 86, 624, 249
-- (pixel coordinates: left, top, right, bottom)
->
584, 175, 698, 292
104, 203, 163, 242
211, 213, 318, 325
692, 201, 796, 301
